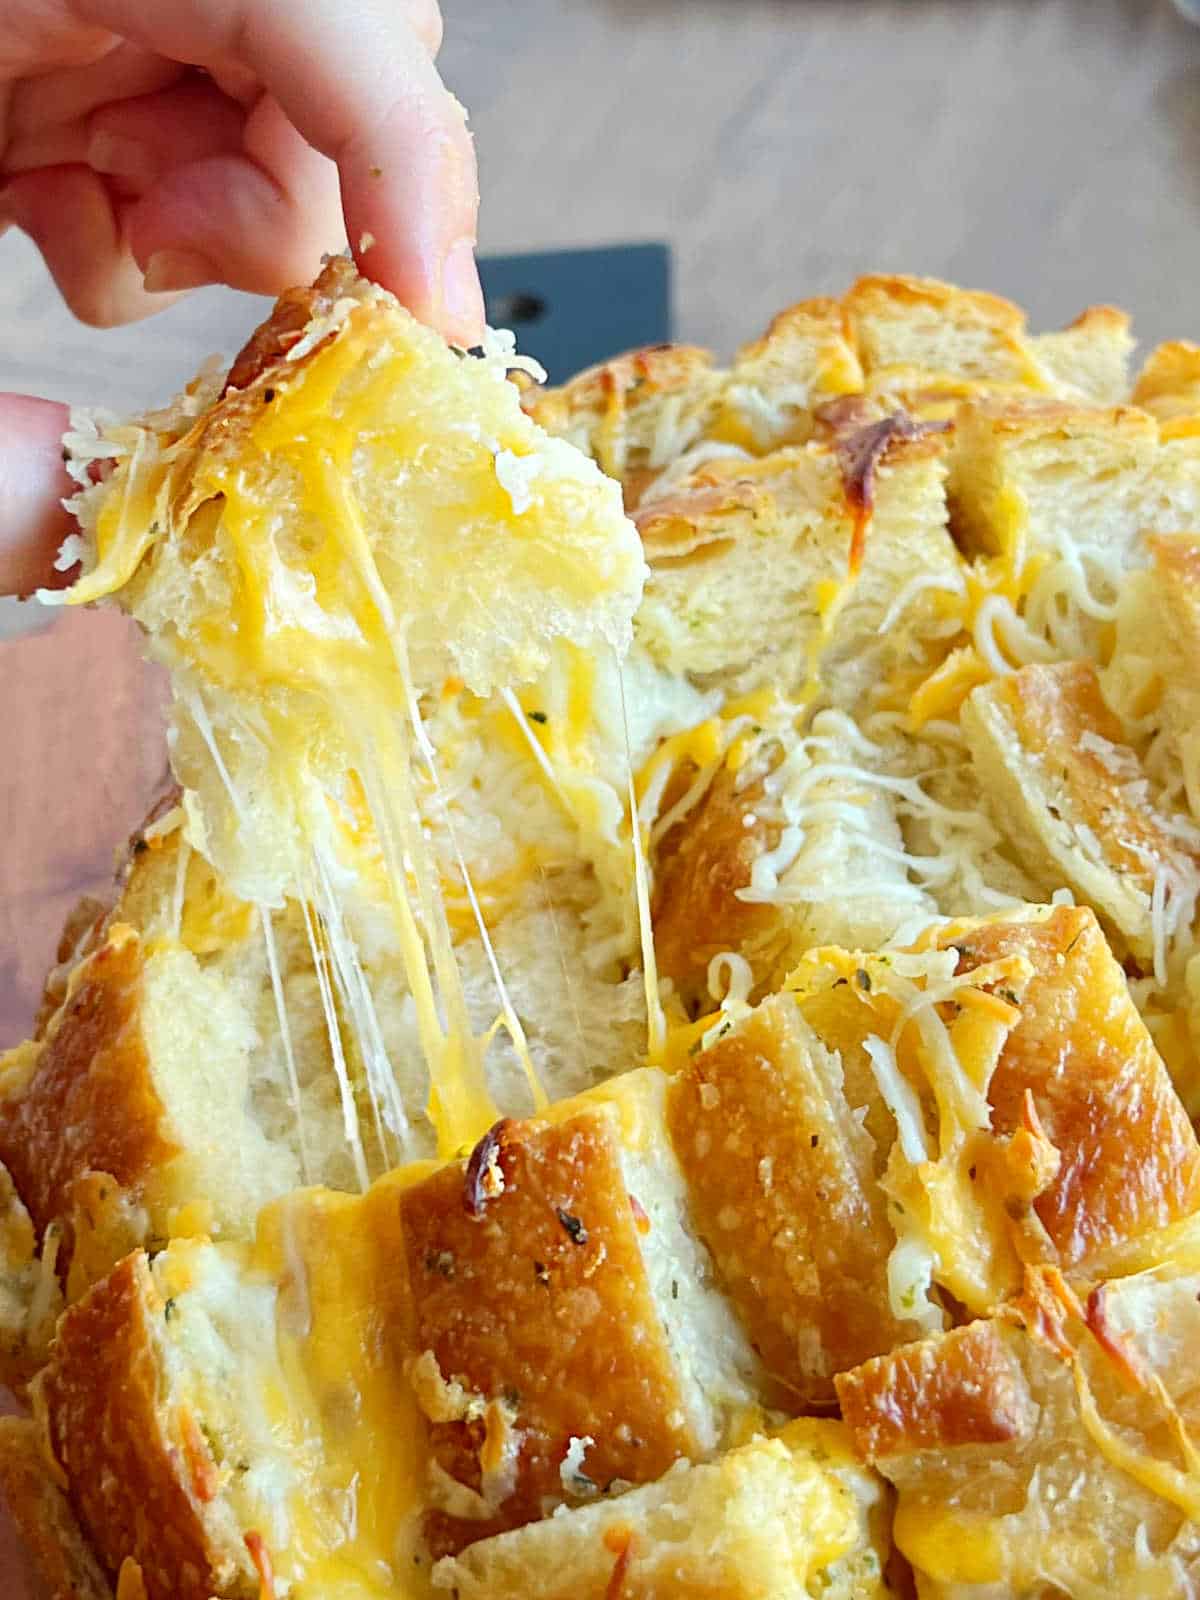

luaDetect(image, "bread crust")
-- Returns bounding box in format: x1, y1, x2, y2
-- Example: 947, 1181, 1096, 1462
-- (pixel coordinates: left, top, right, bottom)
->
845, 273, 1027, 336
0, 1416, 114, 1600
667, 997, 926, 1405
0, 930, 176, 1243
835, 1320, 1033, 1463
221, 255, 363, 395
396, 1110, 699, 1556
936, 907, 1200, 1265
652, 766, 782, 1005
1133, 339, 1200, 421
963, 662, 1200, 963
37, 1252, 245, 1600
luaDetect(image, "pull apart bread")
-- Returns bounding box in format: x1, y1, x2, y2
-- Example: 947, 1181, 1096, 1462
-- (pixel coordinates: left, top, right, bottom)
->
6, 265, 1200, 1600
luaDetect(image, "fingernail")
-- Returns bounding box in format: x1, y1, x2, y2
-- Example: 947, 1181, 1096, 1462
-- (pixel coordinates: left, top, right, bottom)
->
440, 238, 485, 343
88, 131, 158, 189
142, 249, 217, 294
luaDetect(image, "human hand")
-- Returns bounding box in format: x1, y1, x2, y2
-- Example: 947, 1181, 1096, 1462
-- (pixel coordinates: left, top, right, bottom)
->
0, 0, 482, 596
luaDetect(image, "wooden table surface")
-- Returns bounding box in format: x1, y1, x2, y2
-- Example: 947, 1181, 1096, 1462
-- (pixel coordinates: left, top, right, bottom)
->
1, 0, 1199, 1588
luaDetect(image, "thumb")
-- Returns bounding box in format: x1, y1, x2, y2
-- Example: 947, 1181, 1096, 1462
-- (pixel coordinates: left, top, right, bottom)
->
0, 396, 74, 598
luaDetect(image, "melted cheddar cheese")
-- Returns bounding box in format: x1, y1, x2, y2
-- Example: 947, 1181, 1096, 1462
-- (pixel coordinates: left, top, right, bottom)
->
47, 293, 648, 1167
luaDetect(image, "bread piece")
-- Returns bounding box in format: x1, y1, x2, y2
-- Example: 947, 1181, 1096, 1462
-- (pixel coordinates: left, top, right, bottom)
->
26, 1219, 389, 1600
662, 901, 1197, 1406
525, 303, 863, 509
49, 257, 645, 911
1104, 531, 1200, 822
961, 661, 1200, 971
35, 1251, 258, 1600
718, 299, 864, 451
846, 277, 1132, 418
396, 1083, 768, 1556
837, 1263, 1200, 1596
0, 1417, 114, 1600
666, 994, 929, 1406
651, 762, 788, 1008
430, 1419, 890, 1600
1027, 304, 1134, 407
845, 275, 1035, 388
0, 806, 425, 1313
837, 1318, 1034, 1465
949, 396, 1162, 567
1133, 339, 1200, 425
38, 260, 657, 1173
0, 922, 297, 1290
522, 343, 722, 506
651, 711, 934, 1008
782, 904, 1200, 1317
23, 1072, 774, 1594
632, 429, 957, 698
0, 775, 665, 1326
926, 905, 1200, 1266
528, 278, 1132, 506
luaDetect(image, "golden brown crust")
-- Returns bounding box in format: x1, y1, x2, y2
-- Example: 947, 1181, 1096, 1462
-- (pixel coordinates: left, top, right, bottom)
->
222, 256, 361, 395
835, 1320, 1033, 1464
0, 931, 176, 1242
395, 1111, 698, 1556
634, 430, 947, 572
845, 274, 1027, 336
1062, 304, 1130, 336
989, 661, 1199, 901
632, 478, 757, 564
524, 344, 717, 502
937, 907, 1200, 1265
34, 898, 110, 1040
0, 1416, 114, 1600
956, 396, 1158, 449
667, 999, 925, 1406
38, 1252, 239, 1600
528, 344, 715, 423
34, 789, 184, 1038
733, 296, 850, 365
1133, 340, 1200, 421
652, 768, 781, 1006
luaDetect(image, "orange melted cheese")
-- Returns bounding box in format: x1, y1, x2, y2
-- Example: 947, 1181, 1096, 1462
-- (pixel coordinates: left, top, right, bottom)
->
249, 1179, 435, 1597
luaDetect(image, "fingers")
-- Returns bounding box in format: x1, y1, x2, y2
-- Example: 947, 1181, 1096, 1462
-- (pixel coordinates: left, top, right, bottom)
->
4, 41, 180, 156
2, 81, 342, 317
124, 94, 346, 296
0, 395, 73, 597
72, 0, 483, 341
0, 165, 173, 326
87, 77, 246, 194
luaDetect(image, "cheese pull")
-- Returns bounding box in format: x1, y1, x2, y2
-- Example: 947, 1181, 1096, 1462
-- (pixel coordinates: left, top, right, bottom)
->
40, 259, 647, 1164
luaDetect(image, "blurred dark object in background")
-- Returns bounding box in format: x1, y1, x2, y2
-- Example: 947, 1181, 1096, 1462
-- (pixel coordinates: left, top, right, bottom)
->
479, 244, 671, 383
